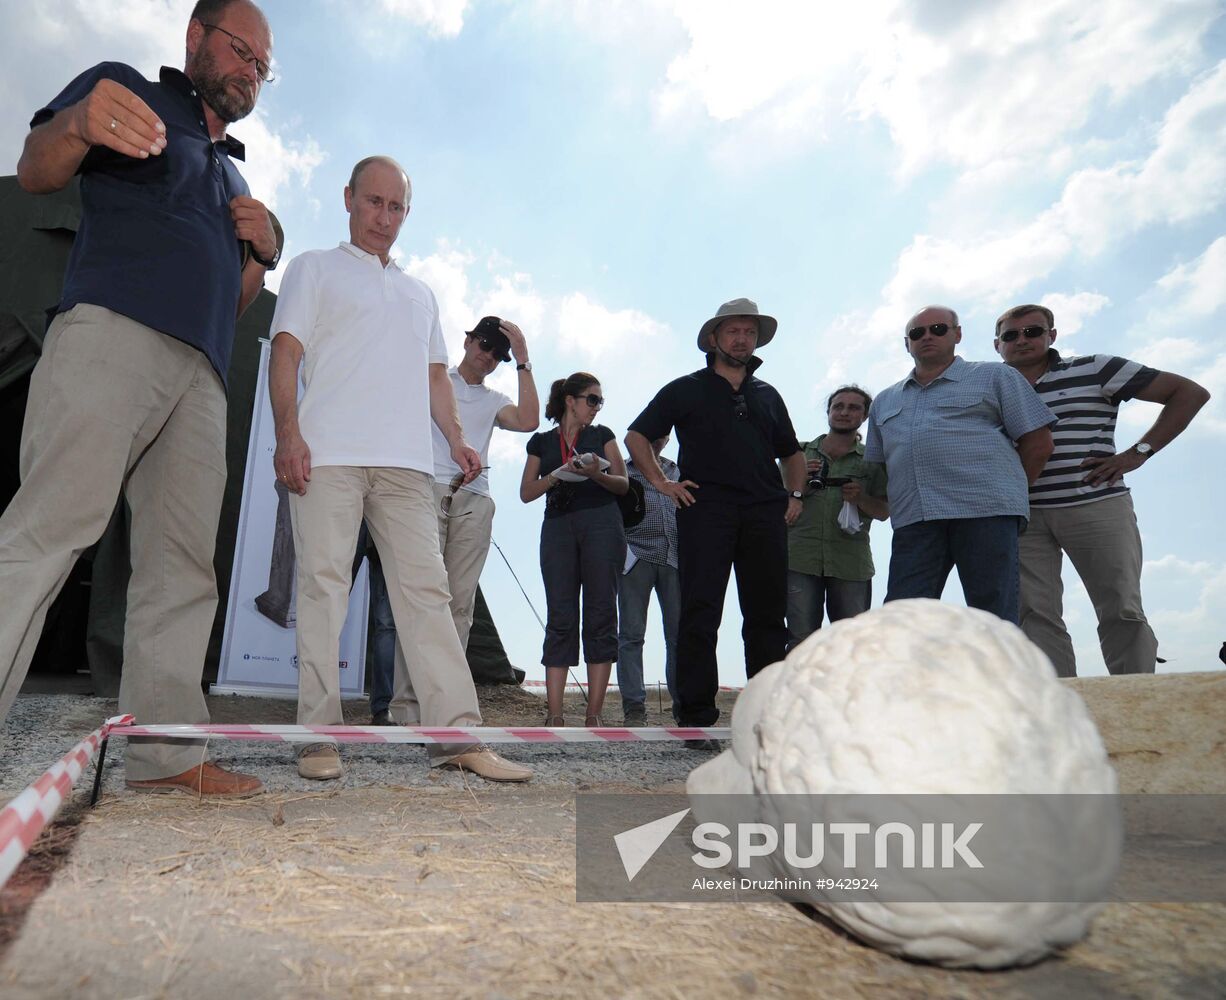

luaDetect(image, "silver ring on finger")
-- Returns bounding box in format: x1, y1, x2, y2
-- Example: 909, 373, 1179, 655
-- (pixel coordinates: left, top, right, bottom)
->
109, 118, 118, 130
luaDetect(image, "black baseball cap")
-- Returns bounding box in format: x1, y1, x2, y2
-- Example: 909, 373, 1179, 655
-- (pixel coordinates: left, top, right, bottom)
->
465, 316, 512, 362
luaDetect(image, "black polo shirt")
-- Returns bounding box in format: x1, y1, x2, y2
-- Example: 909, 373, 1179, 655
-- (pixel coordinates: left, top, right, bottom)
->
33, 63, 251, 386
629, 356, 801, 504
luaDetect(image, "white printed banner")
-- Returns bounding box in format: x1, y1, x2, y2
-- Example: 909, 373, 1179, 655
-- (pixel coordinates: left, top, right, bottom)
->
216, 339, 368, 697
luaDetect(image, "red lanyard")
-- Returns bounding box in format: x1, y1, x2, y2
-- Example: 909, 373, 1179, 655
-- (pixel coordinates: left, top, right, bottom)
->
559, 428, 579, 466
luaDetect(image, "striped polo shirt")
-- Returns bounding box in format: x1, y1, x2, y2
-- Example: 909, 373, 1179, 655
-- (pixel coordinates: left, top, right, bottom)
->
1029, 350, 1158, 508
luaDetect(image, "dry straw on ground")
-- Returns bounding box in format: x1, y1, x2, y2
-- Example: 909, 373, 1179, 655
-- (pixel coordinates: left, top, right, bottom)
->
1, 674, 1224, 998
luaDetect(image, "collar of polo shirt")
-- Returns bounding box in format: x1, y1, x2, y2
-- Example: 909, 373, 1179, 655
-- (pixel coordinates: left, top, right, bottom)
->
339, 241, 403, 270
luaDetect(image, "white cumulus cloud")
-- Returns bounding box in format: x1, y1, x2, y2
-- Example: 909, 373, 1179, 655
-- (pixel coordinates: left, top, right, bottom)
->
1155, 236, 1226, 321
641, 0, 1220, 175
1039, 292, 1111, 337
376, 0, 469, 37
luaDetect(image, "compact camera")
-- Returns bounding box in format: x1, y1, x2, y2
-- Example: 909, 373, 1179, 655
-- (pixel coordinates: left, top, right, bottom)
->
806, 455, 852, 491
808, 474, 852, 491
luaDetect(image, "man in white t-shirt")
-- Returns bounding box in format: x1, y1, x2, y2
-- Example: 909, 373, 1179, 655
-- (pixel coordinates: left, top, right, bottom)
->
267, 154, 532, 783
368, 314, 540, 723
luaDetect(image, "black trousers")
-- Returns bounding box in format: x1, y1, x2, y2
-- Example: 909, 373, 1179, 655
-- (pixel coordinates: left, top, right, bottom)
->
674, 497, 788, 726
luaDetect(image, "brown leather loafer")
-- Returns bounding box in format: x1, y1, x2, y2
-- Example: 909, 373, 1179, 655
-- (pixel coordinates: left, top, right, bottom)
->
443, 746, 533, 782
126, 761, 263, 798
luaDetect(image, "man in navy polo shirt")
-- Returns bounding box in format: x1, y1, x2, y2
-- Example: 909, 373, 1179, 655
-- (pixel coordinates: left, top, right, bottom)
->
0, 0, 277, 797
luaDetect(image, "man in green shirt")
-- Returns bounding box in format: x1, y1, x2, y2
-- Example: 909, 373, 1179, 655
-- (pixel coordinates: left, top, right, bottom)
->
786, 385, 889, 647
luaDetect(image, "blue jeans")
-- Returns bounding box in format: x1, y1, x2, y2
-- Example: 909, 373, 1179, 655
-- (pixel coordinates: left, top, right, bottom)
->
785, 571, 871, 649
366, 548, 397, 715
616, 558, 680, 709
884, 516, 1023, 624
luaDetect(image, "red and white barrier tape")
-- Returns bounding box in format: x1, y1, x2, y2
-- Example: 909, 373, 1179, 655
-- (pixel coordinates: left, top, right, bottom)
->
0, 714, 133, 891
518, 680, 743, 692
106, 722, 731, 744
1, 715, 728, 889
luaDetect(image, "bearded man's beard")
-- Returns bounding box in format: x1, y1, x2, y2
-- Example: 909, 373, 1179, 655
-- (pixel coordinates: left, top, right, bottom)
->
189, 47, 256, 124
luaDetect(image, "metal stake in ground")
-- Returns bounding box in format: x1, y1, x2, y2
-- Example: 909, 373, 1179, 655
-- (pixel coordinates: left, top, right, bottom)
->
89, 737, 110, 807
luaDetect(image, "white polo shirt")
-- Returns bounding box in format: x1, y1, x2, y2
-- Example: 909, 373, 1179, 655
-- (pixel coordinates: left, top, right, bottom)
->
270, 242, 448, 472
431, 367, 513, 497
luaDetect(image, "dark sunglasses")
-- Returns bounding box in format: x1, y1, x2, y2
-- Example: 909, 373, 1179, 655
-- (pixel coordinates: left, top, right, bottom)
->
575, 393, 604, 409
731, 393, 749, 420
906, 323, 952, 341
998, 325, 1049, 343
477, 337, 508, 360
441, 468, 490, 517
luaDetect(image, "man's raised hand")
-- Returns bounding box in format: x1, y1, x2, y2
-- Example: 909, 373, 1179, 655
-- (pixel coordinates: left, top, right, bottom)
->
502, 320, 528, 364
72, 79, 166, 159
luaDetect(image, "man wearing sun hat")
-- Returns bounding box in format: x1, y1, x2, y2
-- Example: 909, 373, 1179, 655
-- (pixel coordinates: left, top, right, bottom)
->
364, 314, 540, 724
626, 298, 806, 747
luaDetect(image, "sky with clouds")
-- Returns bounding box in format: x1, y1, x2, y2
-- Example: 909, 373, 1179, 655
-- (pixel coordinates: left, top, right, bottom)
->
2, 0, 1223, 686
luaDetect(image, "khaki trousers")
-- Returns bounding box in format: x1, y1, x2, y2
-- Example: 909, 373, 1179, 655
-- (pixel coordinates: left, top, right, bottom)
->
1019, 493, 1158, 677
289, 467, 481, 760
0, 304, 225, 780
432, 481, 495, 651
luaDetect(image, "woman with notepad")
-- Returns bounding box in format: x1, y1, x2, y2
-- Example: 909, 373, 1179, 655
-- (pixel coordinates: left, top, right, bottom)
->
521, 372, 629, 727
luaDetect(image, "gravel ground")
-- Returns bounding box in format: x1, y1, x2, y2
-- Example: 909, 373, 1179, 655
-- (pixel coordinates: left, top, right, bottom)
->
0, 684, 729, 797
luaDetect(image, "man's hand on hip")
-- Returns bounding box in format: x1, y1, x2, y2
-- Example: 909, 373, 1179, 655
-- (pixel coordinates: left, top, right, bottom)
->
660, 479, 699, 509
230, 196, 277, 262
72, 79, 166, 159
274, 431, 312, 495
1081, 449, 1146, 487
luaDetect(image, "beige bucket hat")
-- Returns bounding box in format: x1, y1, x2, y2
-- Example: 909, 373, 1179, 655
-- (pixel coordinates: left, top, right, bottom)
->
697, 297, 778, 352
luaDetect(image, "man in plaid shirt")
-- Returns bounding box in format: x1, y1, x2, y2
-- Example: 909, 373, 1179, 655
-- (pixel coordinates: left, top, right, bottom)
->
616, 435, 680, 725
865, 304, 1056, 623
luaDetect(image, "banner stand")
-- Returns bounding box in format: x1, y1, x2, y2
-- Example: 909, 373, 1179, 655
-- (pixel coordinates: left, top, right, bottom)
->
214, 339, 369, 699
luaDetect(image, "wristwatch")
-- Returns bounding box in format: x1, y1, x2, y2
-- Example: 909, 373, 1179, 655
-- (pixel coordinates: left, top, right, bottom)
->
516, 361, 532, 372
789, 490, 803, 500
251, 243, 281, 270
1131, 442, 1153, 458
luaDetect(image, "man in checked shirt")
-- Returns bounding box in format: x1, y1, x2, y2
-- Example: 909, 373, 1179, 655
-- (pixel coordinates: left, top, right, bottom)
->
865, 305, 1056, 624
616, 434, 681, 726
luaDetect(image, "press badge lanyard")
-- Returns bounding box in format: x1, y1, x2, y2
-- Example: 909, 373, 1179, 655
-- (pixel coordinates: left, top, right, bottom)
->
558, 428, 579, 466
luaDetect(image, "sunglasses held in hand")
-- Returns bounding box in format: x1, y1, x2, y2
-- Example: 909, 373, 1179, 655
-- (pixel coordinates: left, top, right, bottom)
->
441, 467, 491, 517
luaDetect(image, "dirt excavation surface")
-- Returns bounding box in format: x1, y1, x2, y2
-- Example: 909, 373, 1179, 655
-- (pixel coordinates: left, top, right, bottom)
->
1, 674, 1224, 999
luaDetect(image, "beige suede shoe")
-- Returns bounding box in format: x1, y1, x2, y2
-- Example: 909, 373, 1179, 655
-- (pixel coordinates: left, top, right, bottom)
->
443, 746, 533, 782
297, 743, 343, 780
